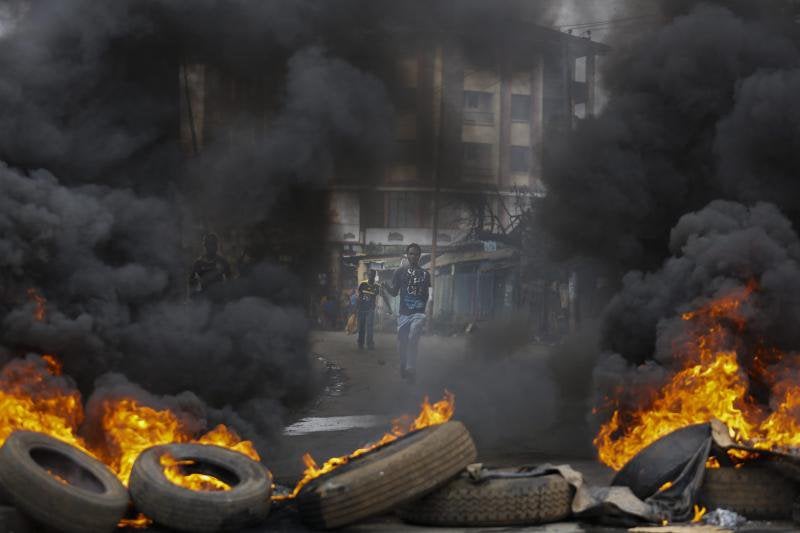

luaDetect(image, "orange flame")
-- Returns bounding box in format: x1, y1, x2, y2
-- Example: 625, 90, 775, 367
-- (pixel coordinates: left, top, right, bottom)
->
0, 353, 259, 527
26, 288, 47, 321
277, 390, 455, 500
99, 399, 259, 486
160, 452, 231, 492
692, 505, 707, 523
118, 515, 153, 529
0, 356, 88, 454
595, 281, 800, 470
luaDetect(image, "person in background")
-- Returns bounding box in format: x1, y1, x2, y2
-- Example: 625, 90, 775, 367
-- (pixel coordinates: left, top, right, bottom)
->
188, 233, 231, 298
383, 243, 430, 384
342, 289, 356, 334
356, 269, 380, 350
322, 295, 338, 330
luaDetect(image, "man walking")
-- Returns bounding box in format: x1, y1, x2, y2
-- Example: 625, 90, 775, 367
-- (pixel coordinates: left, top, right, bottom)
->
384, 243, 430, 383
356, 269, 379, 350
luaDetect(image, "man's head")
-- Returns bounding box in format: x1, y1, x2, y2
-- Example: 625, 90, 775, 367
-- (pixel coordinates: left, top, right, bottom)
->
202, 232, 219, 256
406, 243, 421, 267
368, 269, 376, 283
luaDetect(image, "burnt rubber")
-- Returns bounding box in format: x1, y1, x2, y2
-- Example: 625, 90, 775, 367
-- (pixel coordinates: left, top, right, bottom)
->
0, 430, 129, 533
398, 471, 573, 526
612, 423, 711, 500
698, 464, 797, 520
129, 443, 272, 532
297, 421, 477, 529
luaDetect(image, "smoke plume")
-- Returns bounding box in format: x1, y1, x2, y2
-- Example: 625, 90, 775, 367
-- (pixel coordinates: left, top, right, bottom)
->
593, 200, 800, 425
2, 0, 620, 442
540, 2, 800, 272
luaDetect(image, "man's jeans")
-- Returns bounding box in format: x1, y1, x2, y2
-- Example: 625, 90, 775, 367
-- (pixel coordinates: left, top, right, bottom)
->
357, 309, 375, 347
397, 313, 426, 371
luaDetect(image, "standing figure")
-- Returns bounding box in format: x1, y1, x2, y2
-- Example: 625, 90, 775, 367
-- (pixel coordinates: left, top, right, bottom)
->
384, 243, 430, 383
188, 233, 232, 298
356, 270, 380, 350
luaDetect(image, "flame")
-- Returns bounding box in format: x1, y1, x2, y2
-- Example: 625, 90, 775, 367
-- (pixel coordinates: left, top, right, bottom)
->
277, 390, 455, 500
705, 456, 720, 469
658, 480, 673, 492
99, 399, 259, 486
160, 452, 231, 491
0, 353, 260, 528
196, 424, 259, 461
118, 515, 153, 529
26, 288, 47, 321
595, 281, 800, 470
0, 356, 88, 454
692, 505, 707, 523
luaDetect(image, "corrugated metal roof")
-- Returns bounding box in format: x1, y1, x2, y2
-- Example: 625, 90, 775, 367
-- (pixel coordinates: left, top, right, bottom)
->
428, 247, 517, 269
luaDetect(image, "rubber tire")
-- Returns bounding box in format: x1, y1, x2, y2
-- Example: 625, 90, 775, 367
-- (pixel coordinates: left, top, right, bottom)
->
698, 465, 797, 519
129, 443, 272, 532
0, 504, 33, 533
0, 431, 129, 533
297, 421, 477, 529
398, 471, 573, 526
611, 422, 710, 500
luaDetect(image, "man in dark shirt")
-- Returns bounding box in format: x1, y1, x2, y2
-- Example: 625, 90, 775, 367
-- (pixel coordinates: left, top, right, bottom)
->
188, 233, 232, 298
384, 243, 430, 383
356, 269, 379, 349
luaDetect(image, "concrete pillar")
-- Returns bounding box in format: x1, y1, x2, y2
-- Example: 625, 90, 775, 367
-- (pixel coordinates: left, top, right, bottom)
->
586, 53, 597, 116
530, 54, 544, 186
498, 50, 512, 187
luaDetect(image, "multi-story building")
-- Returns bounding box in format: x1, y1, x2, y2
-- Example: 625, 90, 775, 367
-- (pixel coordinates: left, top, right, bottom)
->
326, 24, 606, 327
178, 20, 606, 330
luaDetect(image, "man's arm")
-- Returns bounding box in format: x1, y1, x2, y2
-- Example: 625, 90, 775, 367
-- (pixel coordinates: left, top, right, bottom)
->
425, 277, 433, 314
378, 284, 394, 314
384, 268, 401, 297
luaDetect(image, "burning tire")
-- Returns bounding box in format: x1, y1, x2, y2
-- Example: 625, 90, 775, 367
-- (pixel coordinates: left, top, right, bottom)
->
129, 443, 272, 532
698, 464, 797, 520
398, 470, 573, 526
0, 430, 129, 533
611, 423, 711, 500
297, 420, 477, 529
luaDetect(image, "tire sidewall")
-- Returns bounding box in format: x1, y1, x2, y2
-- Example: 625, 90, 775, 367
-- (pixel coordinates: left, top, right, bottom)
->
129, 443, 271, 532
0, 431, 129, 533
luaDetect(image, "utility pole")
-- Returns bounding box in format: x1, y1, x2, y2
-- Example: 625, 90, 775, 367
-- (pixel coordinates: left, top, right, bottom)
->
430, 43, 445, 320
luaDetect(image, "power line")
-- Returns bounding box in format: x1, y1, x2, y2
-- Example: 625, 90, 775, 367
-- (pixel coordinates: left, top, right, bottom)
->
557, 13, 661, 30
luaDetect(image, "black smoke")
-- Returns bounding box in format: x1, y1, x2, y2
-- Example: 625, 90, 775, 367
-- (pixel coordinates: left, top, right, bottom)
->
0, 0, 601, 443
594, 200, 800, 420
540, 2, 800, 272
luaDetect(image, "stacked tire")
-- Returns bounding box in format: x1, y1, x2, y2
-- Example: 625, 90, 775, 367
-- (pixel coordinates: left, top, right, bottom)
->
399, 470, 573, 527
698, 464, 798, 520
297, 421, 477, 529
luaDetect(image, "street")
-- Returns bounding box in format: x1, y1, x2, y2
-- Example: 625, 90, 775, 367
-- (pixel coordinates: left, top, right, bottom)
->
263, 330, 798, 532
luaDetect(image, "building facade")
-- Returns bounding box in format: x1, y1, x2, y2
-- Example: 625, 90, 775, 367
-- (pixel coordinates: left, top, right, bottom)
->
178, 21, 606, 331
327, 25, 606, 329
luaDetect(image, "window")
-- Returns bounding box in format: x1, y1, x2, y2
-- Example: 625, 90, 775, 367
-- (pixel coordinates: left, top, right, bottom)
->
395, 87, 416, 113
510, 146, 531, 173
392, 141, 417, 165
463, 91, 494, 125
462, 142, 493, 177
511, 94, 530, 122
387, 192, 422, 228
